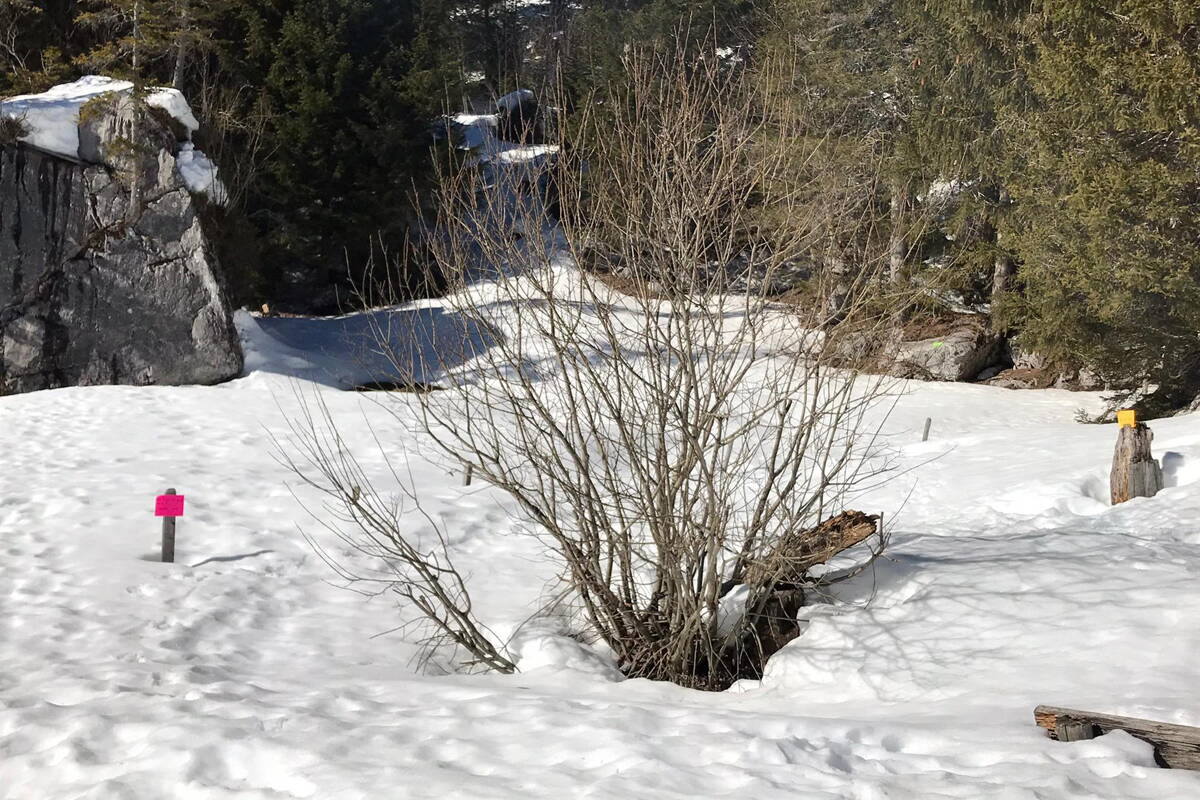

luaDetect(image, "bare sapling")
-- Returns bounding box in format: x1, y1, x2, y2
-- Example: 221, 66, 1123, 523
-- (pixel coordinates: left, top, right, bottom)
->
289, 38, 913, 689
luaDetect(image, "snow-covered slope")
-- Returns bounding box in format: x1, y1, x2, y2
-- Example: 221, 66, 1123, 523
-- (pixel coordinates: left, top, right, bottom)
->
2, 269, 1200, 798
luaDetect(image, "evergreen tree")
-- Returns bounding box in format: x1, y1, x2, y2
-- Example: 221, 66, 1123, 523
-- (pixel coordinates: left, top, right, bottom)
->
0, 1, 41, 90
759, 0, 920, 304
899, 0, 1029, 315
75, 0, 182, 77
0, 0, 75, 94
1008, 1, 1200, 407
254, 0, 460, 305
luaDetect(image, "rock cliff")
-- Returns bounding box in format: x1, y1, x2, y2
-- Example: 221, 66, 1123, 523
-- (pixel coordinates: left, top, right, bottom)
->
0, 79, 242, 394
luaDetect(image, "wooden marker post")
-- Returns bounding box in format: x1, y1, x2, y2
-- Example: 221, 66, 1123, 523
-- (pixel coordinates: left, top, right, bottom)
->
1110, 410, 1163, 505
921, 417, 932, 442
155, 489, 186, 563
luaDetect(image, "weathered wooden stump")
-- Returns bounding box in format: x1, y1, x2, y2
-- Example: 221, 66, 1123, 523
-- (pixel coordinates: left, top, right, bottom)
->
1110, 422, 1163, 505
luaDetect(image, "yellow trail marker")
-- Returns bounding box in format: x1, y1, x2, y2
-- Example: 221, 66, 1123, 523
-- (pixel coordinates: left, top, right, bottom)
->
1117, 409, 1137, 429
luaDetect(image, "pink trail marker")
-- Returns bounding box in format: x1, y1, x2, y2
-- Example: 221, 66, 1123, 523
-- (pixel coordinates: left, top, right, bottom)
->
155, 494, 186, 517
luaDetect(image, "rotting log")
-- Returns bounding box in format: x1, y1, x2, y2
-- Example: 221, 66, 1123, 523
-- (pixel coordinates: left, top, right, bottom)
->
1110, 422, 1163, 505
728, 510, 880, 676
1034, 705, 1200, 770
744, 510, 880, 587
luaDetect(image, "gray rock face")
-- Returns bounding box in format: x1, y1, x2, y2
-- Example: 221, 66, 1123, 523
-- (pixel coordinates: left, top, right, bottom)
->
893, 325, 1002, 382
1052, 367, 1104, 392
0, 99, 242, 394
1007, 340, 1049, 372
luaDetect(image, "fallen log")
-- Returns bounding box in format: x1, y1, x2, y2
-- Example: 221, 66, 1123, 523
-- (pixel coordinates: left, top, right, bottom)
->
1034, 704, 1200, 770
744, 510, 880, 587
720, 510, 881, 680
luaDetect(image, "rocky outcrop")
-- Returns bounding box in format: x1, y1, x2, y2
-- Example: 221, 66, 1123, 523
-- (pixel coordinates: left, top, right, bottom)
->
496, 88, 541, 143
0, 91, 242, 394
984, 338, 1107, 391
892, 320, 1003, 382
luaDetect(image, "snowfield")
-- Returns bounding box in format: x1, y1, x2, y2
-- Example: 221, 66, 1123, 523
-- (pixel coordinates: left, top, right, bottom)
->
3, 104, 1200, 798
3, 267, 1200, 799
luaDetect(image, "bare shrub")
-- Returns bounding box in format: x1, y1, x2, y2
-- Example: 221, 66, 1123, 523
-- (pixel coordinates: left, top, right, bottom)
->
288, 42, 910, 689
0, 112, 26, 145
278, 391, 518, 674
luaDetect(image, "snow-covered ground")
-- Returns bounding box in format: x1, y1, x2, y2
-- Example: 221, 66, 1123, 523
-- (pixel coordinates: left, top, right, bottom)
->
3, 269, 1200, 797
4, 88, 1200, 798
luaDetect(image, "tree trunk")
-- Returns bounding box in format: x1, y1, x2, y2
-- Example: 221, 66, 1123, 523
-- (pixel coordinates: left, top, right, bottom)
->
1110, 423, 1163, 505
991, 253, 1014, 305
989, 188, 1015, 313
888, 178, 908, 284
172, 45, 188, 90
544, 0, 567, 94
172, 0, 191, 89
743, 510, 879, 590
132, 0, 141, 73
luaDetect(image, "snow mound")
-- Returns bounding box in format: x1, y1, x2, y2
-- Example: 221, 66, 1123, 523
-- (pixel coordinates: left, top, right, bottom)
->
453, 112, 559, 166
493, 144, 557, 164
236, 305, 495, 389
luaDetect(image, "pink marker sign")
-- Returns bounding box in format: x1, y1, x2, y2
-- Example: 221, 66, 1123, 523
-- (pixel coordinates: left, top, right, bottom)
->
155, 494, 186, 517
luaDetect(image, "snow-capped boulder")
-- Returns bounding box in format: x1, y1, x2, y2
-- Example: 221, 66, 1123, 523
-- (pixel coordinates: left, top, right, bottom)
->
495, 88, 540, 143
0, 78, 242, 394
3, 76, 226, 202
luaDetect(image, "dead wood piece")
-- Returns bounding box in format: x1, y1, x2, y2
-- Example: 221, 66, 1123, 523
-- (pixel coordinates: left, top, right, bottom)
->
745, 510, 879, 587
1035, 704, 1200, 770
1110, 423, 1163, 505
354, 381, 444, 393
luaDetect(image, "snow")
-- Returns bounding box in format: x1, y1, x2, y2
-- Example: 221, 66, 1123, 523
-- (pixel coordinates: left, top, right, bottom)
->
2, 76, 225, 204
3, 114, 1200, 795
492, 144, 557, 163
1, 76, 197, 160
176, 142, 230, 205
451, 90, 556, 170
919, 178, 975, 206
3, 270, 1200, 797
453, 111, 559, 167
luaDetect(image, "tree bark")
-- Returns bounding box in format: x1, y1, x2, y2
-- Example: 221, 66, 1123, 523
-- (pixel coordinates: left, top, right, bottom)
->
171, 0, 191, 89
1110, 422, 1163, 505
989, 188, 1015, 313
888, 178, 908, 284
732, 510, 879, 674
744, 510, 879, 589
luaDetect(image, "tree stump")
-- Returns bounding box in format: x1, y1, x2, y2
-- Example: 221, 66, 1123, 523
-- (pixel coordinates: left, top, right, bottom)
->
1110, 423, 1163, 505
